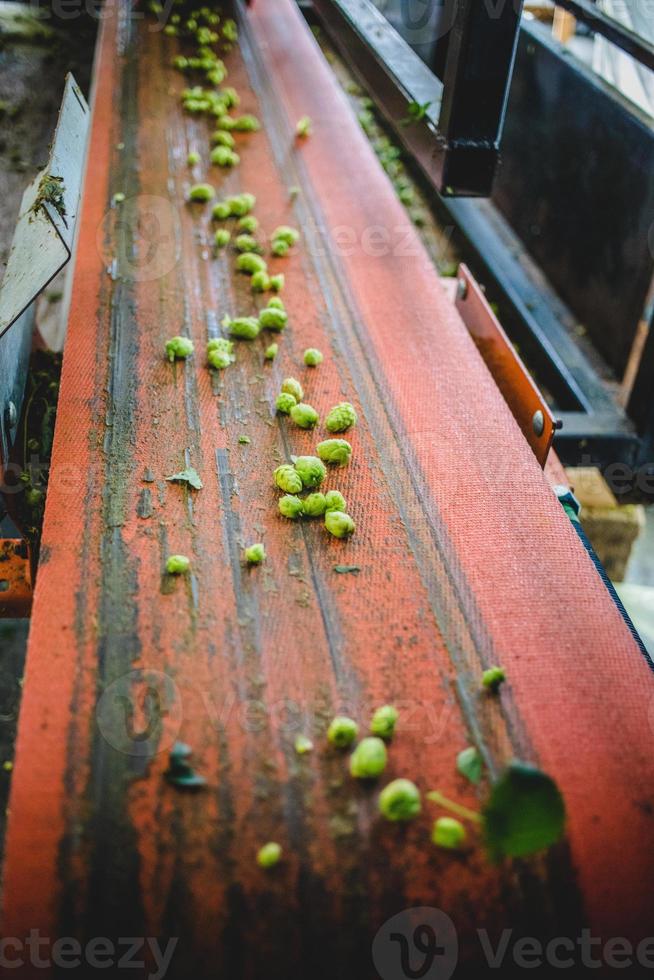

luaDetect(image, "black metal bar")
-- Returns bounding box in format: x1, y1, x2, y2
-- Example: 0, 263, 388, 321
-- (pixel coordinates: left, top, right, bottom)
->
553, 0, 654, 73
436, 0, 524, 193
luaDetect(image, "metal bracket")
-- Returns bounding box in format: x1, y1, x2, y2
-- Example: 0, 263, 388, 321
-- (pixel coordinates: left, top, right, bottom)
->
453, 264, 559, 468
0, 73, 89, 469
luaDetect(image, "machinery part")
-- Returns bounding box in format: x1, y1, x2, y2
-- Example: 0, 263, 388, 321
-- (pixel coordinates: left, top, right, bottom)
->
0, 74, 89, 468
454, 264, 558, 467
311, 0, 523, 196
0, 515, 32, 618
1, 1, 652, 973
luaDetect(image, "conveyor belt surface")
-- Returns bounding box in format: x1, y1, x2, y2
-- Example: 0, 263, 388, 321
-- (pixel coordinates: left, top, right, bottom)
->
2, 1, 653, 976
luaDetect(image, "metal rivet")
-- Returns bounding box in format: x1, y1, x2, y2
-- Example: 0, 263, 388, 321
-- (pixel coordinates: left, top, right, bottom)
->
532, 410, 544, 437
5, 402, 17, 430
456, 277, 467, 301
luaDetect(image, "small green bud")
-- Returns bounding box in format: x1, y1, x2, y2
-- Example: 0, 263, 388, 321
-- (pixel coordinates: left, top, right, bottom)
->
207, 348, 232, 369
244, 543, 266, 564
325, 511, 355, 538
267, 297, 285, 310
349, 737, 387, 779
271, 239, 289, 258
226, 316, 260, 340
378, 779, 421, 821
325, 402, 358, 433
227, 192, 256, 216
211, 130, 235, 148
187, 150, 200, 166
212, 201, 231, 220
222, 18, 238, 42
295, 735, 314, 755
251, 271, 270, 293
112, 192, 126, 205
274, 464, 303, 494
217, 116, 236, 132
259, 307, 288, 331
165, 336, 194, 362
238, 215, 258, 233
238, 435, 251, 445
275, 392, 297, 415
221, 86, 240, 108
317, 439, 352, 466
257, 842, 281, 868
236, 252, 267, 276
269, 273, 285, 292
290, 403, 319, 430
207, 337, 234, 355
210, 146, 239, 167
166, 554, 190, 575
303, 348, 323, 366
231, 114, 260, 132
188, 182, 215, 202
432, 817, 466, 850
234, 233, 262, 254
163, 24, 178, 36
482, 666, 506, 692
294, 455, 326, 489
214, 228, 231, 249
370, 705, 398, 740
278, 494, 304, 519
272, 225, 300, 246
324, 490, 347, 512
296, 115, 312, 138
302, 493, 327, 517
327, 716, 358, 748
264, 343, 278, 361
281, 377, 303, 401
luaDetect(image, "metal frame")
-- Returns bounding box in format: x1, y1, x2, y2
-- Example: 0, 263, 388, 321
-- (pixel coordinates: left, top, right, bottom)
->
310, 0, 653, 471
553, 0, 654, 72
311, 0, 524, 195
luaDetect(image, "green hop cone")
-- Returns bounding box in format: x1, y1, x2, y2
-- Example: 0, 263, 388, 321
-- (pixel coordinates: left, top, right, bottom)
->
274, 465, 303, 494
482, 666, 506, 692
257, 842, 281, 868
251, 271, 270, 293
166, 554, 190, 575
212, 201, 231, 220
211, 130, 236, 148
268, 297, 285, 311
234, 233, 262, 254
227, 316, 261, 340
281, 377, 303, 401
269, 274, 284, 293
271, 225, 300, 245
378, 779, 421, 822
279, 495, 304, 519
165, 336, 194, 362
290, 403, 319, 430
244, 543, 266, 565
227, 192, 256, 216
214, 228, 231, 249
432, 817, 466, 850
325, 402, 357, 433
236, 253, 267, 276
207, 337, 234, 355
276, 392, 297, 415
303, 348, 323, 367
238, 215, 258, 233
264, 343, 278, 361
207, 348, 232, 369
325, 511, 355, 538
210, 146, 239, 167
370, 705, 398, 740
327, 716, 358, 748
294, 456, 326, 489
302, 493, 327, 517
349, 737, 388, 779
259, 307, 288, 331
317, 439, 352, 466
271, 239, 289, 258
188, 183, 215, 202
324, 490, 347, 512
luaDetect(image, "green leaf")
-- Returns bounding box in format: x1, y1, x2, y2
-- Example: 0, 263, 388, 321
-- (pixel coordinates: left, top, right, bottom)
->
165, 467, 203, 490
457, 746, 483, 785
333, 565, 361, 574
401, 100, 432, 125
482, 762, 565, 860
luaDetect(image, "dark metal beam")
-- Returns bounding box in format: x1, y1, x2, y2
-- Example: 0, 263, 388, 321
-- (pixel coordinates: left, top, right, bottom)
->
554, 0, 654, 72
